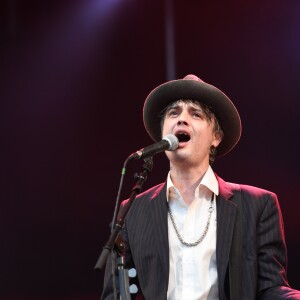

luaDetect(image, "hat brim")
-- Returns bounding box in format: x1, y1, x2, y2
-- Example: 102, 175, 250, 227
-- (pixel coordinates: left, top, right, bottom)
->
143, 78, 242, 157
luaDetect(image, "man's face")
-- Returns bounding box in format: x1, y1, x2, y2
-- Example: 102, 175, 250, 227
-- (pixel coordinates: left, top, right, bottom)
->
161, 100, 221, 167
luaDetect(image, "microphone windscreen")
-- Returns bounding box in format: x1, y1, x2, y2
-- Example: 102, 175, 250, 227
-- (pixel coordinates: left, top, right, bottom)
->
162, 134, 179, 151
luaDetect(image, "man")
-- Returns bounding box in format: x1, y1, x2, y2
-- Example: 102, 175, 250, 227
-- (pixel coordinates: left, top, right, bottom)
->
102, 74, 300, 299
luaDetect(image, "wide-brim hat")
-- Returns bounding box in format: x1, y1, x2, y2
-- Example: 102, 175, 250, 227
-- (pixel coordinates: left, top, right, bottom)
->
143, 74, 242, 157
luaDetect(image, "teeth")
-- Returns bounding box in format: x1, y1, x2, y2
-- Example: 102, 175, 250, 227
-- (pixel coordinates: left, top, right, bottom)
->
176, 132, 190, 142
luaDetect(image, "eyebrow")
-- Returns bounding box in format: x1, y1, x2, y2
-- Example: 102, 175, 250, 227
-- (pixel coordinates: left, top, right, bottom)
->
166, 103, 181, 110
189, 105, 203, 112
166, 102, 203, 112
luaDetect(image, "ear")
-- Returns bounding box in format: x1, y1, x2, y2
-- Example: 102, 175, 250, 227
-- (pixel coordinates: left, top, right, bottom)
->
212, 132, 222, 148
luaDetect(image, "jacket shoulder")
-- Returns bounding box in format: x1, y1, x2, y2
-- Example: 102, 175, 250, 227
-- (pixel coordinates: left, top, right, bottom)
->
238, 183, 277, 200
217, 174, 277, 199
121, 182, 166, 206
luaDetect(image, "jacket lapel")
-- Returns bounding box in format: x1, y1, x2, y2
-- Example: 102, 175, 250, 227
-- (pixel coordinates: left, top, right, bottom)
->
216, 176, 238, 298
150, 183, 169, 288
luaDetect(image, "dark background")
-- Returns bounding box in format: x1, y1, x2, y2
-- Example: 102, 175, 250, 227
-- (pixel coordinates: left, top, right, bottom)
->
0, 0, 299, 299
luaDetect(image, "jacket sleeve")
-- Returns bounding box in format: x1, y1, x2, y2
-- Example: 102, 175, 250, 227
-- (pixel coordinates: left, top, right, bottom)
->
257, 192, 300, 299
101, 250, 119, 300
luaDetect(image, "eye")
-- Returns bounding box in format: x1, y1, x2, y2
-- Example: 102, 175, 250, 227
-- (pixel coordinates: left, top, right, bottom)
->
192, 111, 203, 118
167, 109, 179, 117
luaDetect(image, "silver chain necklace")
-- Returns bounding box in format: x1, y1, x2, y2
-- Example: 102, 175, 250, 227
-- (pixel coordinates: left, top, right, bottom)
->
167, 192, 214, 247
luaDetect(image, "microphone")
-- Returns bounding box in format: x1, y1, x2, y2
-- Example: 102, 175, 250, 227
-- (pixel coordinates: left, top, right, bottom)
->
129, 134, 179, 160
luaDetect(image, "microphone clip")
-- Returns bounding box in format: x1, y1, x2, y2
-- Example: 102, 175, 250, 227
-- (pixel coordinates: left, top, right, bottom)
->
133, 157, 153, 181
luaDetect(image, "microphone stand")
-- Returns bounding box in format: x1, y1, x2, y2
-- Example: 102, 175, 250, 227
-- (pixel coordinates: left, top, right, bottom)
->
95, 157, 153, 299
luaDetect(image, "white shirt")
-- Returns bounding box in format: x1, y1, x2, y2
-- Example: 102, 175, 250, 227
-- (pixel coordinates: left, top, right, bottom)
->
166, 166, 219, 300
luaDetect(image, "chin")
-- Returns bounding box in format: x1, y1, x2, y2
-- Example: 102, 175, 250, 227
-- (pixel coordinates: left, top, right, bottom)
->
169, 151, 190, 162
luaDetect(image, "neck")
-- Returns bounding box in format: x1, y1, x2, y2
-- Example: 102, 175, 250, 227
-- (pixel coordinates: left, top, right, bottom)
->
169, 162, 210, 205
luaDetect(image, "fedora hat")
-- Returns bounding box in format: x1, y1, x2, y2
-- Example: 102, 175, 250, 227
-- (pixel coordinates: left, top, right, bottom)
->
143, 74, 242, 157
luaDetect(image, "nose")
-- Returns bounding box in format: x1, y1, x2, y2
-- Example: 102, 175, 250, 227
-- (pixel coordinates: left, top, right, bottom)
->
177, 120, 188, 126
177, 109, 189, 126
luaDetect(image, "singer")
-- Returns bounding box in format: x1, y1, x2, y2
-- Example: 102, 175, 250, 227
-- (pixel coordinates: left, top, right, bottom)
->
101, 74, 300, 299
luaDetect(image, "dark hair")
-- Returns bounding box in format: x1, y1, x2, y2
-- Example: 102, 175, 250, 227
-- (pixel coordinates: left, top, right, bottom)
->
159, 99, 224, 165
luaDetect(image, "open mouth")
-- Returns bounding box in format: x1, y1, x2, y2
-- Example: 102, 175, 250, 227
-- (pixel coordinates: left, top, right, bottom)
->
175, 131, 191, 143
